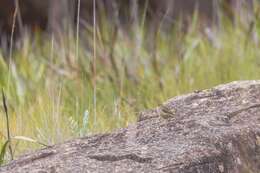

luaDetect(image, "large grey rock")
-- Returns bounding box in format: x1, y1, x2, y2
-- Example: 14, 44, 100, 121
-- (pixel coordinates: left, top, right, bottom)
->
0, 81, 260, 173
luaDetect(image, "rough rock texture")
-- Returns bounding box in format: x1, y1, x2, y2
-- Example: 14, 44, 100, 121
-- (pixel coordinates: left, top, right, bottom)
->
1, 81, 260, 173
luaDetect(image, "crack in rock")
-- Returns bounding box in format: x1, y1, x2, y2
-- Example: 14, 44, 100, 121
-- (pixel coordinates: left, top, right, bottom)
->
226, 103, 260, 119
88, 153, 152, 163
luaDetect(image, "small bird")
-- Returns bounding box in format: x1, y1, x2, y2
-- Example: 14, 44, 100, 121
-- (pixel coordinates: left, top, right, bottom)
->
160, 105, 176, 119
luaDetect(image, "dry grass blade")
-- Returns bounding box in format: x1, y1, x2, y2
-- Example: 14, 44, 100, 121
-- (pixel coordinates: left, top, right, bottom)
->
12, 136, 49, 147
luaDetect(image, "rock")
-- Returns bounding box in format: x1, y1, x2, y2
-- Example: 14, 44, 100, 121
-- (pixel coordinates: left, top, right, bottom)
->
0, 80, 260, 173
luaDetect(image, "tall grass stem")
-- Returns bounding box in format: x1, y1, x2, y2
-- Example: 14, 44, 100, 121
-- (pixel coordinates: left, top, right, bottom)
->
2, 90, 13, 160
93, 0, 97, 126
7, 2, 18, 93
76, 0, 81, 62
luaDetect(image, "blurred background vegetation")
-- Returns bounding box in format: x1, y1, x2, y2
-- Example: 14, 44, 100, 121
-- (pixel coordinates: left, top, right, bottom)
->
0, 0, 259, 160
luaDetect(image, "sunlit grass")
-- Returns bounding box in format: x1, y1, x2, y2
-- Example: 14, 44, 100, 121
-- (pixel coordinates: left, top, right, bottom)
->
0, 14, 260, 159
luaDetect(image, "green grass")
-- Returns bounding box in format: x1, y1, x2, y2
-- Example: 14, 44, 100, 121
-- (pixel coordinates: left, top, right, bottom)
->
1, 13, 260, 160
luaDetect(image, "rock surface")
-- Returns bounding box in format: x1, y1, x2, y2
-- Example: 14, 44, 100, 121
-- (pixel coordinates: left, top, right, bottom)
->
0, 81, 260, 173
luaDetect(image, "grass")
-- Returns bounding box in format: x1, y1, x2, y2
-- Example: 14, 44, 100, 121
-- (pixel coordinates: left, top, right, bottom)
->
0, 8, 260, 161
